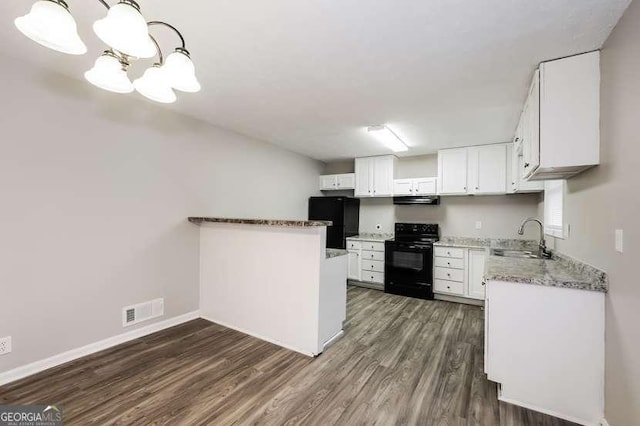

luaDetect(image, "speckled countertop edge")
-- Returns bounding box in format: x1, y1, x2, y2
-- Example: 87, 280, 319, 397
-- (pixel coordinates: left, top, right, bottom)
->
326, 249, 349, 259
485, 251, 608, 293
188, 217, 332, 227
435, 236, 539, 251
346, 233, 394, 242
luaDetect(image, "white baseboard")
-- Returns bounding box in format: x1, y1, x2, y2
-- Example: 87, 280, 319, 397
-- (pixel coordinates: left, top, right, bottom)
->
498, 394, 597, 426
0, 311, 200, 387
322, 330, 344, 352
200, 315, 316, 358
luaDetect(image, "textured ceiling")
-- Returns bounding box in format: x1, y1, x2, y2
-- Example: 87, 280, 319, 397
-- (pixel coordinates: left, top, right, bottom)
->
0, 0, 631, 161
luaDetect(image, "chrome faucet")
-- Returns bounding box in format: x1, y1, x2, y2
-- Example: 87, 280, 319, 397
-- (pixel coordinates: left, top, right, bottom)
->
518, 218, 551, 258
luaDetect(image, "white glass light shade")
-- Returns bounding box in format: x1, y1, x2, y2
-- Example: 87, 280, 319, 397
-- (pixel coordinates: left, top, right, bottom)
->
15, 0, 87, 55
367, 126, 409, 152
134, 66, 177, 104
161, 50, 201, 93
93, 2, 155, 59
84, 53, 134, 94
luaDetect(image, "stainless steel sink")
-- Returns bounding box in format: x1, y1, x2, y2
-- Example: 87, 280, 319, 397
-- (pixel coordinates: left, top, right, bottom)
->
490, 249, 541, 259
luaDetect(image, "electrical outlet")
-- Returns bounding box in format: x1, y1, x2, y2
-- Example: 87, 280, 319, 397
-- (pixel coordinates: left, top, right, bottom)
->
475, 221, 482, 230
0, 336, 12, 355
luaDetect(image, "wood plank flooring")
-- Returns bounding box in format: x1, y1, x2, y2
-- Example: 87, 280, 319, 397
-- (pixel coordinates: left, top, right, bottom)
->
0, 287, 578, 425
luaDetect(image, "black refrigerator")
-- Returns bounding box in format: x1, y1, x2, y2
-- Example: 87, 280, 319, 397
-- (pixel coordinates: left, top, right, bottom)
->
308, 197, 360, 249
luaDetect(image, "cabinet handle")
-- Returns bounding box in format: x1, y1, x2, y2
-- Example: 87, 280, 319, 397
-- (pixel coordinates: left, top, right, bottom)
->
475, 186, 479, 190
524, 162, 530, 168
481, 279, 486, 286
447, 262, 451, 265
447, 286, 451, 289
463, 186, 467, 191
447, 251, 451, 255
515, 137, 519, 142
447, 273, 451, 277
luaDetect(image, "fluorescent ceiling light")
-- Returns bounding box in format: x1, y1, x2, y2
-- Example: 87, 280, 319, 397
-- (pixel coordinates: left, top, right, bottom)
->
367, 125, 408, 152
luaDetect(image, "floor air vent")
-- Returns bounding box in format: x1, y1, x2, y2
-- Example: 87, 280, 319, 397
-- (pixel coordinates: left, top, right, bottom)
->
122, 298, 164, 327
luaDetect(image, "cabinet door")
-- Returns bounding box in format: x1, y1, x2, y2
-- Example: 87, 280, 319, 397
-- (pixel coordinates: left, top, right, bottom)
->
522, 70, 540, 179
467, 249, 486, 300
336, 173, 355, 190
319, 175, 337, 190
355, 158, 372, 197
469, 144, 508, 194
373, 156, 394, 197
414, 177, 437, 195
393, 179, 413, 196
438, 148, 468, 194
348, 251, 361, 281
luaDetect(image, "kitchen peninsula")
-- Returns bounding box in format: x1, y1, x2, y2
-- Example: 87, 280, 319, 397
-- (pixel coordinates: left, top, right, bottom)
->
188, 217, 348, 356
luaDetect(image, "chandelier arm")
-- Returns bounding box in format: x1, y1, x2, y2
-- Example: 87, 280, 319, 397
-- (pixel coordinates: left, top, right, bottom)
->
147, 21, 187, 50
96, 0, 110, 10
149, 34, 164, 65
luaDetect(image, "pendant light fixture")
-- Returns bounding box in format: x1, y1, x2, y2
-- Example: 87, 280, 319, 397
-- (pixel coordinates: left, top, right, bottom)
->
162, 48, 201, 93
14, 0, 87, 55
84, 50, 134, 94
93, 0, 155, 59
133, 35, 176, 103
13, 0, 201, 103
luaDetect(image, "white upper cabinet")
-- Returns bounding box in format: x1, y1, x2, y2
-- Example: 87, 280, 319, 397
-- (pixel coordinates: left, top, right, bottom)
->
438, 144, 511, 195
509, 142, 544, 193
319, 173, 356, 191
393, 177, 437, 196
468, 144, 508, 195
393, 179, 413, 196
518, 51, 600, 180
437, 148, 468, 195
413, 177, 437, 195
355, 155, 396, 197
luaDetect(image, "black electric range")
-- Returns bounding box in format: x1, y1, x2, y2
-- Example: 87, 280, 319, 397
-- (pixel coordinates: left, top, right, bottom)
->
384, 223, 439, 300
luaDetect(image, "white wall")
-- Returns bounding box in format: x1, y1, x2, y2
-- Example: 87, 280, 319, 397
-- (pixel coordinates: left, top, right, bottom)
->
326, 155, 542, 239
0, 53, 322, 374
543, 2, 640, 423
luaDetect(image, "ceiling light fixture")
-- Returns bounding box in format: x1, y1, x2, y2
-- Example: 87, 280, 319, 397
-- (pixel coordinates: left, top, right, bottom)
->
367, 125, 409, 152
84, 50, 134, 94
14, 0, 201, 103
14, 0, 87, 55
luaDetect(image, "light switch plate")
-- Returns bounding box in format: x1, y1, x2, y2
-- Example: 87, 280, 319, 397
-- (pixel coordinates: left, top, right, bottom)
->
615, 229, 624, 253
475, 221, 482, 230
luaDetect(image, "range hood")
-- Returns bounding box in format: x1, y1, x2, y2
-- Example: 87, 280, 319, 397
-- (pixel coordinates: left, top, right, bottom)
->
393, 196, 440, 205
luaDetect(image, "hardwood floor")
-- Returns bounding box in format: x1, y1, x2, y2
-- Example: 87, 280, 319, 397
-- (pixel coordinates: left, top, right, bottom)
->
0, 287, 578, 425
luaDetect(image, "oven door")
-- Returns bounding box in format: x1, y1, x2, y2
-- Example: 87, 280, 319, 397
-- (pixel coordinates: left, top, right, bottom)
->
385, 242, 433, 294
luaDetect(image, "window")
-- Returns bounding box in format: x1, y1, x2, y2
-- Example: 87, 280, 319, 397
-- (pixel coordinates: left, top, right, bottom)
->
544, 180, 566, 239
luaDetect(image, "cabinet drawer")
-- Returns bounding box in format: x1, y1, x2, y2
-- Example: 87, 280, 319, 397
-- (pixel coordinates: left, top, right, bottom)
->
434, 267, 465, 283
434, 247, 465, 259
361, 241, 385, 252
362, 250, 384, 261
434, 257, 465, 270
361, 260, 384, 273
346, 240, 361, 251
434, 279, 465, 296
361, 271, 384, 284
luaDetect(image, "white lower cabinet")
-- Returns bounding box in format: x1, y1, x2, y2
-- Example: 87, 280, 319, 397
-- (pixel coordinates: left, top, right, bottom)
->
485, 280, 604, 425
346, 237, 385, 288
347, 250, 361, 281
434, 246, 486, 302
467, 249, 487, 300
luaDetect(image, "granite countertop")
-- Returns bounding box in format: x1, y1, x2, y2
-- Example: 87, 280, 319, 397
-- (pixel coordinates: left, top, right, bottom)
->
485, 251, 608, 293
188, 217, 332, 227
326, 248, 348, 259
346, 233, 394, 242
435, 236, 539, 251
